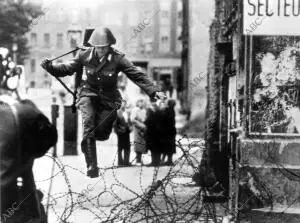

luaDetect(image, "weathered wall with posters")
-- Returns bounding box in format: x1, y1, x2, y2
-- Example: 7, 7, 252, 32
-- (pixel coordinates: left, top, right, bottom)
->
250, 37, 300, 134
207, 0, 300, 212
239, 36, 300, 207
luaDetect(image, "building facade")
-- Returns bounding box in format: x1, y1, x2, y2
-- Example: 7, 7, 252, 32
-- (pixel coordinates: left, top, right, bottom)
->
207, 0, 300, 220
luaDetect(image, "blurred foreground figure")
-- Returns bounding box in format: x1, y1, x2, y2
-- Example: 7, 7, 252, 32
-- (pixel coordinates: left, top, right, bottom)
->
113, 100, 132, 166
41, 27, 165, 177
0, 96, 57, 223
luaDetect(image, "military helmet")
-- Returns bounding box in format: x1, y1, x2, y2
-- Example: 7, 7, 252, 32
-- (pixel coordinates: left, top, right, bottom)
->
88, 27, 116, 47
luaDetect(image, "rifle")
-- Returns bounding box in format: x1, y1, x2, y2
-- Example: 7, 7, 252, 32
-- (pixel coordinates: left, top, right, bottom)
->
49, 28, 95, 113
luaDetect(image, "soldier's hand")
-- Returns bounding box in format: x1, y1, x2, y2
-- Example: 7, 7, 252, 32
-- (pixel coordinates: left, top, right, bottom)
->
41, 59, 52, 71
151, 91, 167, 102
115, 101, 122, 110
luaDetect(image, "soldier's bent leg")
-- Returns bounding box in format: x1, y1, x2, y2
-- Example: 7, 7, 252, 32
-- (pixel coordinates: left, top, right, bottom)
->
94, 108, 117, 141
78, 96, 99, 178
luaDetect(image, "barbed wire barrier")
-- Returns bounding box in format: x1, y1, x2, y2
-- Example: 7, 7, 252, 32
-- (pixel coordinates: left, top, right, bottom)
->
35, 136, 228, 223
35, 133, 300, 223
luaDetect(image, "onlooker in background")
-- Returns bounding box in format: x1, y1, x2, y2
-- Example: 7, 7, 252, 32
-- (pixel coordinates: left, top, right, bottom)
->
145, 100, 165, 166
131, 98, 147, 165
0, 96, 57, 223
161, 99, 177, 165
161, 76, 174, 98
113, 100, 132, 166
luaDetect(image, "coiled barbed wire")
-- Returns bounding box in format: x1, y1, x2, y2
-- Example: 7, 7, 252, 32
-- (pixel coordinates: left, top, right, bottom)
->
36, 133, 300, 223
35, 136, 226, 223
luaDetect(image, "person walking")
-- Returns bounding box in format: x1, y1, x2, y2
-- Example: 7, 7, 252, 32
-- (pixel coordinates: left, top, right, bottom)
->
113, 100, 132, 166
131, 98, 147, 165
41, 27, 166, 178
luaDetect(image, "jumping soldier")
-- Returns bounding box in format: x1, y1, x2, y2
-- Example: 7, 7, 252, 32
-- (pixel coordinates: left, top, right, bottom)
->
41, 27, 166, 178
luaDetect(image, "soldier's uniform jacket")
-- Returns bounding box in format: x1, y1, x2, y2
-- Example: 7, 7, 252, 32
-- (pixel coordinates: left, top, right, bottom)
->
49, 47, 159, 109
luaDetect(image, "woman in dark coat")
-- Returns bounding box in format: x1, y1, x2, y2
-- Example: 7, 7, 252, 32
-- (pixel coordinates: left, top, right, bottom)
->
145, 101, 165, 166
160, 99, 176, 165
0, 96, 57, 223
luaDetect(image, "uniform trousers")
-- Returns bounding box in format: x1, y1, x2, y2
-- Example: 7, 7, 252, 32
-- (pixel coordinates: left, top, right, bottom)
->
77, 96, 117, 147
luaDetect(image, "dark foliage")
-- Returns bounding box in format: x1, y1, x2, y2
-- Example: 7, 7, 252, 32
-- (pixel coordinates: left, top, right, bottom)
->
0, 0, 43, 63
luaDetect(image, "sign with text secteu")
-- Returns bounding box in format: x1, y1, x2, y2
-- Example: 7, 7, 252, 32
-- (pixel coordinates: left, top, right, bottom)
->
244, 0, 300, 36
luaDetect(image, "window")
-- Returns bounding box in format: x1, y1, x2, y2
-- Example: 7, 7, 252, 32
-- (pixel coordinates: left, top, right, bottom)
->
71, 9, 79, 24
161, 36, 169, 43
56, 33, 63, 48
176, 26, 182, 52
160, 10, 170, 25
104, 12, 122, 26
250, 36, 300, 135
127, 39, 138, 54
67, 31, 82, 49
30, 33, 37, 46
160, 35, 169, 52
159, 0, 171, 25
145, 42, 153, 53
44, 33, 50, 48
30, 59, 36, 73
177, 11, 182, 26
161, 10, 169, 18
177, 0, 183, 23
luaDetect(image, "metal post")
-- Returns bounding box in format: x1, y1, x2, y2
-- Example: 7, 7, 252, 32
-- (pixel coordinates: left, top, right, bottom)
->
62, 29, 82, 156
51, 97, 59, 157
63, 105, 78, 155
47, 97, 59, 219
181, 0, 190, 115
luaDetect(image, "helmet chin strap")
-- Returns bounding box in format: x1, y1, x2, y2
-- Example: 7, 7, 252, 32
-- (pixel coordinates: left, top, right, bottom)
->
94, 46, 110, 59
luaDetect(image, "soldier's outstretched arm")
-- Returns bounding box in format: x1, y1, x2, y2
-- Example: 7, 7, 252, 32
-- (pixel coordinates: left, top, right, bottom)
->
118, 55, 159, 97
41, 51, 82, 77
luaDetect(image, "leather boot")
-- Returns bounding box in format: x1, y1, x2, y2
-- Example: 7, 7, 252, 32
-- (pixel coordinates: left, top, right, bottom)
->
85, 138, 99, 178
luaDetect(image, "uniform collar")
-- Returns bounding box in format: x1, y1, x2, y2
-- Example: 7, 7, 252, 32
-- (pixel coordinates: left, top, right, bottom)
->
87, 47, 113, 65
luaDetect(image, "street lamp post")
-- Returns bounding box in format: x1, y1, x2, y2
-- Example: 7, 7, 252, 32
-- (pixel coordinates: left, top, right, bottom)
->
179, 0, 190, 117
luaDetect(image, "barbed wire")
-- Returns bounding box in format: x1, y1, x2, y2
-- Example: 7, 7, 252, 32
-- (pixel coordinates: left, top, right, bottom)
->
35, 130, 300, 223
35, 135, 229, 223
